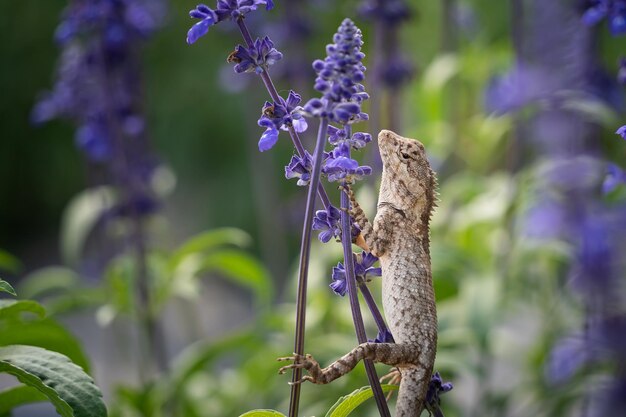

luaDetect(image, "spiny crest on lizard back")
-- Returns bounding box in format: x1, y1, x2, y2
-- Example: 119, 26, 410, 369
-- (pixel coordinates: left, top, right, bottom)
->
377, 129, 436, 226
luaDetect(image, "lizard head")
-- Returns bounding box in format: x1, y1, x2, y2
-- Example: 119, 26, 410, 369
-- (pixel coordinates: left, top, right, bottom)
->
377, 129, 436, 220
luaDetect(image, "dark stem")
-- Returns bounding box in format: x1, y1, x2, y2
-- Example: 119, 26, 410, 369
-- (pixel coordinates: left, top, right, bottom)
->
358, 283, 389, 338
288, 118, 329, 417
96, 42, 166, 380
236, 18, 331, 210
340, 126, 391, 417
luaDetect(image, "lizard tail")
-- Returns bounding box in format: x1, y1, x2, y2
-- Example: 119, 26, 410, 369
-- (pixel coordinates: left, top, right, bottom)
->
395, 366, 431, 417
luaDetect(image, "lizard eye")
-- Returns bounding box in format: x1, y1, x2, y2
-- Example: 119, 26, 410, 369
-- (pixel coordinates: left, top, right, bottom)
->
401, 152, 411, 159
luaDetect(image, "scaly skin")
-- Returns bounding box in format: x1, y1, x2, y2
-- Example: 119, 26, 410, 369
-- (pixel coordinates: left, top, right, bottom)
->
279, 130, 438, 416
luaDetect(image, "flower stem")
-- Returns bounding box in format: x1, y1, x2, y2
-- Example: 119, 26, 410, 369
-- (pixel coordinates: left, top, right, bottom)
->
340, 127, 391, 417
358, 283, 390, 338
236, 17, 331, 209
288, 117, 329, 417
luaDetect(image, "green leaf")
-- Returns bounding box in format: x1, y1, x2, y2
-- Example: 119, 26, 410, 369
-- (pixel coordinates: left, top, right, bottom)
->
0, 345, 107, 417
0, 385, 48, 413
239, 410, 286, 417
0, 318, 91, 372
0, 250, 22, 274
0, 280, 16, 296
325, 384, 399, 417
0, 300, 45, 320
169, 228, 252, 269
167, 331, 260, 396
198, 250, 273, 306
60, 186, 117, 266
18, 267, 80, 299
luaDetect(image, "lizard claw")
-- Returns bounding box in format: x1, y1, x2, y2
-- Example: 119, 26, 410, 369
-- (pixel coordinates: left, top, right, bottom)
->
277, 353, 310, 374
287, 375, 314, 385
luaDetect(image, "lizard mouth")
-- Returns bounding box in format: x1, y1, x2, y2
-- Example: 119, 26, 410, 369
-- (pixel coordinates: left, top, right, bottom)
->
377, 130, 396, 162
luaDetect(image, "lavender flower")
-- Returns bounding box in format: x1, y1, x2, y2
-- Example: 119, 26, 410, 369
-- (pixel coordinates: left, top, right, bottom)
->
312, 205, 341, 243
257, 90, 307, 151
603, 163, 626, 194
32, 0, 164, 170
381, 56, 415, 89
616, 125, 626, 140
303, 18, 369, 125
327, 126, 371, 149
425, 372, 453, 417
187, 0, 274, 44
329, 251, 382, 296
582, 0, 626, 35
323, 143, 372, 183
285, 151, 314, 186
228, 36, 283, 74
359, 0, 412, 24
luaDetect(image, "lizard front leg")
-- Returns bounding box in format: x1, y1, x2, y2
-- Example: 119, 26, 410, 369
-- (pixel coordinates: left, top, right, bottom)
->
278, 342, 417, 385
343, 185, 394, 257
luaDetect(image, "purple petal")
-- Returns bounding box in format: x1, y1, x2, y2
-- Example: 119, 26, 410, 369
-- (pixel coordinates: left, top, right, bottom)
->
292, 118, 308, 133
186, 19, 211, 44
258, 127, 279, 152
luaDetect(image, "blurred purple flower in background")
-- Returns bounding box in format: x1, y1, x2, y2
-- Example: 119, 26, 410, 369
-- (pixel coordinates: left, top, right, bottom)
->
32, 0, 166, 218
581, 0, 626, 35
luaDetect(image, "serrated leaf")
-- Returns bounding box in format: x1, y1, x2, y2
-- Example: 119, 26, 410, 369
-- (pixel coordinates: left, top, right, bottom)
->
0, 280, 16, 296
0, 318, 91, 372
0, 300, 45, 320
0, 345, 107, 417
325, 384, 398, 417
0, 385, 48, 413
198, 250, 272, 306
169, 228, 252, 269
239, 410, 286, 417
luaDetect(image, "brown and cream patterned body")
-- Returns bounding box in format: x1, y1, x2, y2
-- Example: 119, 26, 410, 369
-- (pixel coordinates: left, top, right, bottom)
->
279, 130, 438, 416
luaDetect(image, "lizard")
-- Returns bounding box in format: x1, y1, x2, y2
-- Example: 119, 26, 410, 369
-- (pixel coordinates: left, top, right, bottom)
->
278, 129, 439, 416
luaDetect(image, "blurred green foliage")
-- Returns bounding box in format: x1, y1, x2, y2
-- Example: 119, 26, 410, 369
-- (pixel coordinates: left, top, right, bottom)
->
2, 1, 626, 417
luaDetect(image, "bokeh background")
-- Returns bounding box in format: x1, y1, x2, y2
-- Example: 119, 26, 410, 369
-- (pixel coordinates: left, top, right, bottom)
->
1, 0, 626, 416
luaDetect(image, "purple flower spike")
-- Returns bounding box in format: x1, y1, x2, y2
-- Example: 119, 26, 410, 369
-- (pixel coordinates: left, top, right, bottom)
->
229, 36, 283, 74
285, 151, 314, 186
312, 205, 342, 242
304, 19, 369, 122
